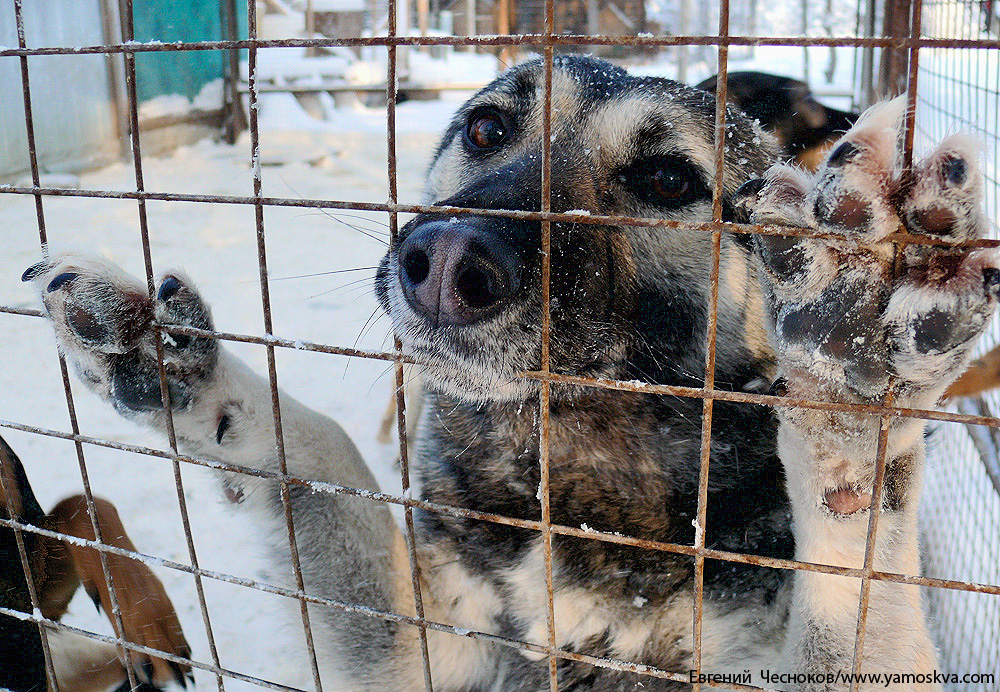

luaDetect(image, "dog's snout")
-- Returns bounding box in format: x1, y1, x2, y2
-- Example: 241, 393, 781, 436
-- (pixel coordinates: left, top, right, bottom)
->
398, 221, 519, 327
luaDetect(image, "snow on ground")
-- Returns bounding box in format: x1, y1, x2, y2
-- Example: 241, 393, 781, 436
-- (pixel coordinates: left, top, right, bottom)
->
1, 94, 462, 692
2, 42, 999, 690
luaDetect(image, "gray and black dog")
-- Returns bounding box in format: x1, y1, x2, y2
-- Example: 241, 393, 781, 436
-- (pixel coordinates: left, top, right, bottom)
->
23, 56, 996, 690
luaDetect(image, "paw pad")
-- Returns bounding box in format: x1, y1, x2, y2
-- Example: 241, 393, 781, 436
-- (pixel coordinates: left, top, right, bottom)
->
743, 99, 996, 403
158, 276, 182, 301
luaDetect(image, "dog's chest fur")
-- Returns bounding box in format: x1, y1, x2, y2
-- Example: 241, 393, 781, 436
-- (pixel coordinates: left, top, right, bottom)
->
415, 380, 795, 646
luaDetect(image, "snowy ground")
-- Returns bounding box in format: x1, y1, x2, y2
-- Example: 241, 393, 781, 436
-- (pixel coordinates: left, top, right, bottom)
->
1, 92, 470, 692
2, 43, 998, 691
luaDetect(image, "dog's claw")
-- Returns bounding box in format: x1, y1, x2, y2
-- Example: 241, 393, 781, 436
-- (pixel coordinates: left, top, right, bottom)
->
826, 140, 859, 167
984, 267, 1000, 299
944, 155, 967, 186
729, 177, 767, 224
46, 272, 77, 293
170, 661, 188, 689
140, 658, 155, 685
85, 583, 102, 612
157, 276, 181, 302
21, 260, 49, 282
767, 377, 789, 397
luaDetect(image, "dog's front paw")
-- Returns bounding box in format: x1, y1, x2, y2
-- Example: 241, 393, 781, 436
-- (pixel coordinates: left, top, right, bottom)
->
24, 254, 218, 416
737, 98, 997, 408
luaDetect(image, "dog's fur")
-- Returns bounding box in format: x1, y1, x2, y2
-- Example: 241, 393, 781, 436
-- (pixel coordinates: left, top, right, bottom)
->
696, 71, 859, 171
23, 56, 997, 690
0, 435, 191, 692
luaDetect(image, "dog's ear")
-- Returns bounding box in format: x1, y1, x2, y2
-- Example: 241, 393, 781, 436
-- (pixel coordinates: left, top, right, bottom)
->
0, 434, 46, 523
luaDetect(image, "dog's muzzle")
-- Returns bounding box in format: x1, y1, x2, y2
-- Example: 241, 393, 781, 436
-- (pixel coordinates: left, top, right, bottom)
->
397, 220, 520, 327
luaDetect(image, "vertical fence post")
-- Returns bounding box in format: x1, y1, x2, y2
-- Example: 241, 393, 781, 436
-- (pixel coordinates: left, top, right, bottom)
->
879, 0, 915, 96
221, 0, 241, 143
99, 0, 128, 154
464, 0, 475, 50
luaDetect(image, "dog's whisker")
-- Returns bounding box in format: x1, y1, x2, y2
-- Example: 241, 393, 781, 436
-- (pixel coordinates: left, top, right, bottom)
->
274, 174, 389, 242
252, 266, 379, 284
295, 210, 391, 237
307, 276, 378, 300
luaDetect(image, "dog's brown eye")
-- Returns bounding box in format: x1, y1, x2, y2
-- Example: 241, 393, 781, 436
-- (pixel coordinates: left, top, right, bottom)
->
654, 169, 690, 199
466, 110, 509, 150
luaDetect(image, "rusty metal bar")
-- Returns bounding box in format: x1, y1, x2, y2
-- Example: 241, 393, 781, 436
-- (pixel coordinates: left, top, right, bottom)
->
691, 0, 731, 686
9, 1, 59, 686
10, 297, 1000, 430
539, 0, 558, 687
5, 479, 997, 601
116, 0, 227, 688
3, 1, 998, 687
12, 1, 139, 688
516, 370, 1000, 429
0, 598, 711, 690
4, 183, 999, 250
245, 2, 325, 688
6, 495, 995, 692
849, 1, 926, 687
386, 0, 436, 685
3, 420, 999, 600
2, 34, 1000, 55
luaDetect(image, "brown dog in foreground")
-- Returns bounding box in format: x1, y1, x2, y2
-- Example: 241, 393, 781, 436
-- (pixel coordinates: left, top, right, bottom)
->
0, 434, 191, 692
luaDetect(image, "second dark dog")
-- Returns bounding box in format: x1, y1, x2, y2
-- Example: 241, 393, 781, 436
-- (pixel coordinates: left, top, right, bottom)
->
696, 70, 859, 169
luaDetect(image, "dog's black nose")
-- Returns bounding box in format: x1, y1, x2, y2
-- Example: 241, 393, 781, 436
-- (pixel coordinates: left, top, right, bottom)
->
397, 221, 520, 326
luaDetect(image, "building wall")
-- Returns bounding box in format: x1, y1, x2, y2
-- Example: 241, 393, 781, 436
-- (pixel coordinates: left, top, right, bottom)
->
132, 0, 246, 103
0, 0, 118, 178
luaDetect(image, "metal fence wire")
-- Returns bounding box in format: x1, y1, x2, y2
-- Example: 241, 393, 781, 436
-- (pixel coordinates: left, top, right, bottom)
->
0, 0, 999, 691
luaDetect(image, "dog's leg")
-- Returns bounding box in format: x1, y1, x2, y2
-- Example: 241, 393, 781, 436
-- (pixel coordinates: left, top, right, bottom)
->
47, 629, 130, 692
741, 100, 995, 689
943, 343, 1000, 398
23, 258, 450, 689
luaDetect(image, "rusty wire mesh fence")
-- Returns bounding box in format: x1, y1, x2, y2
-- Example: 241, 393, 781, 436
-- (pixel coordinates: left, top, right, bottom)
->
916, 0, 1000, 686
1, 0, 999, 690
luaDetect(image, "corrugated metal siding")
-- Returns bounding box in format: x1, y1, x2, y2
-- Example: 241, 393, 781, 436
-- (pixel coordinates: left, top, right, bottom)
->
0, 0, 118, 178
133, 0, 246, 102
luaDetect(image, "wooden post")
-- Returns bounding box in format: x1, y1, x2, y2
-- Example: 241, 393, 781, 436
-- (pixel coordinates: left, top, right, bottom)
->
98, 0, 129, 152
497, 0, 511, 68
677, 0, 690, 83
305, 0, 318, 56
221, 0, 242, 143
398, 0, 411, 76
418, 0, 430, 37
587, 0, 599, 36
465, 0, 476, 51
800, 0, 810, 81
878, 0, 914, 97
859, 0, 877, 108
822, 0, 835, 83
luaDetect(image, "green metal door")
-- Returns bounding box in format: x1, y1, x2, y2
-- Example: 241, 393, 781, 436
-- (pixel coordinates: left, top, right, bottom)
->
132, 0, 246, 102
